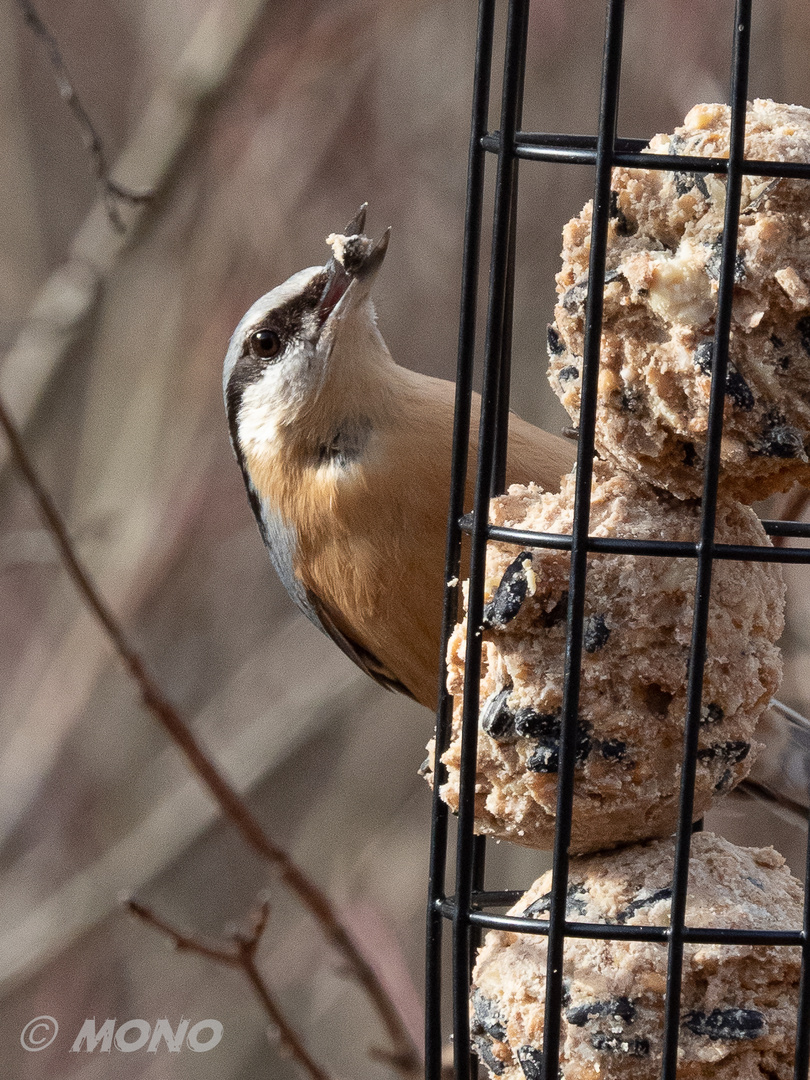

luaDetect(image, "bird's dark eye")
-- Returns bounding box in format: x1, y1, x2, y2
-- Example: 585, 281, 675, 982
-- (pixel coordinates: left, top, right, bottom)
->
249, 328, 282, 361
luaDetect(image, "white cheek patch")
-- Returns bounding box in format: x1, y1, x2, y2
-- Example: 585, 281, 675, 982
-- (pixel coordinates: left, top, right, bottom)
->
236, 381, 281, 454
236, 347, 320, 454
223, 265, 324, 393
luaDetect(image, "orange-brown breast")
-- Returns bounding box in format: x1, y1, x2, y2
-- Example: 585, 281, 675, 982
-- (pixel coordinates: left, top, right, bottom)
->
245, 373, 576, 711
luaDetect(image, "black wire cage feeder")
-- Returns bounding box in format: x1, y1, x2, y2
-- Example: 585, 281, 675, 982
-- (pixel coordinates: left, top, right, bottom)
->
425, 1, 810, 1078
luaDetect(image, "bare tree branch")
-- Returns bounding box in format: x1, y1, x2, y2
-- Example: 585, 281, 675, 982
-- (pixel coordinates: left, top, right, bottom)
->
0, 0, 276, 478
128, 898, 334, 1080
15, 0, 153, 232
0, 622, 376, 990
0, 393, 421, 1077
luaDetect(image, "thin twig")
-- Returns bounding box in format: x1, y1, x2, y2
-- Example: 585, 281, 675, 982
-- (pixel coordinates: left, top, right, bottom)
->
1, 0, 278, 480
0, 394, 420, 1077
128, 899, 333, 1080
15, 0, 153, 232
128, 899, 240, 966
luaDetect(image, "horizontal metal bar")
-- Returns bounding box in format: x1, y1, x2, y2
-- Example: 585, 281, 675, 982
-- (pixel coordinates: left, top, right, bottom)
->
482, 524, 691, 555
441, 900, 805, 945
481, 131, 810, 178
472, 889, 525, 906
515, 131, 646, 151
459, 515, 810, 562
714, 543, 810, 564
763, 519, 810, 538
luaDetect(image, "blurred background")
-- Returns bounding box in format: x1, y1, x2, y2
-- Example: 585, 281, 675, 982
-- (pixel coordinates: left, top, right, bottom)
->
1, 0, 809, 1077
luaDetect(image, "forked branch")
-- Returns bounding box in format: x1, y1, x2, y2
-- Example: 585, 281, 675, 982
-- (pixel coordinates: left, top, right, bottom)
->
0, 394, 420, 1076
15, 0, 153, 231
128, 898, 333, 1080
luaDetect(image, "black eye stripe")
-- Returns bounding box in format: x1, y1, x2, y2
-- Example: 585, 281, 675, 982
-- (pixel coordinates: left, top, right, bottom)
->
244, 271, 330, 349
229, 269, 332, 422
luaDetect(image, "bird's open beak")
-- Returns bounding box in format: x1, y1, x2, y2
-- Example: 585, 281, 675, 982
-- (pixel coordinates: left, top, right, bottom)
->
316, 205, 390, 329
317, 259, 351, 326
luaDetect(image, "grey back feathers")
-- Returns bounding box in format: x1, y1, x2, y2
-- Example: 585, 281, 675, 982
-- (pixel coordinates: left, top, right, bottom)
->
254, 492, 318, 625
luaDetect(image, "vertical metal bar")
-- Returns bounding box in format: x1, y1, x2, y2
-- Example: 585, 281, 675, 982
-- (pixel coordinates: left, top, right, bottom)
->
452, 2, 530, 1078
490, 0, 530, 497
793, 822, 810, 1078
469, 832, 488, 981
436, 6, 810, 1080
425, 1, 496, 1075
659, 4, 752, 1078
541, 0, 625, 1075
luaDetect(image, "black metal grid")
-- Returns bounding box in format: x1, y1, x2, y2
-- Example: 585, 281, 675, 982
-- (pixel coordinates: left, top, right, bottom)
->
425, 1, 810, 1078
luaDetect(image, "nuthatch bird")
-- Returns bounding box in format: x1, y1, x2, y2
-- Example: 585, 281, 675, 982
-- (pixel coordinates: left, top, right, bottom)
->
223, 206, 576, 710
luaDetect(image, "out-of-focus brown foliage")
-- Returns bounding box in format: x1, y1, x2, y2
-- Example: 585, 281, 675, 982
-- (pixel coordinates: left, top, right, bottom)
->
1, 0, 809, 1077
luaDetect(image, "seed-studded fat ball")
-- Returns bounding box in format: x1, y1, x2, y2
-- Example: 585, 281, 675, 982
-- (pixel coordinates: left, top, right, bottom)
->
471, 832, 804, 1080
548, 99, 810, 501
425, 460, 784, 853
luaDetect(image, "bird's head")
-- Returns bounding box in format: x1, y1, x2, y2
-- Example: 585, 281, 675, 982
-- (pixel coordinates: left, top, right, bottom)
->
223, 205, 391, 460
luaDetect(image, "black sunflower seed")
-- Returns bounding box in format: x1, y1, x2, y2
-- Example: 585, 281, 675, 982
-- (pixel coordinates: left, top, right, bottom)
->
472, 989, 508, 1042
609, 190, 634, 236
714, 768, 734, 793
526, 725, 592, 773
482, 552, 534, 629
705, 238, 746, 283
526, 743, 562, 773
697, 740, 750, 767
566, 997, 636, 1027
583, 613, 610, 652
700, 702, 724, 724
514, 708, 560, 739
756, 415, 805, 459
682, 1008, 765, 1041
522, 882, 589, 918
725, 368, 755, 411
693, 341, 714, 375
472, 1034, 506, 1074
599, 739, 627, 761
522, 892, 552, 918
547, 324, 565, 356
692, 342, 754, 410
562, 282, 588, 311
516, 1045, 543, 1080
481, 686, 517, 741
674, 171, 709, 198
616, 886, 673, 924
591, 1033, 650, 1056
